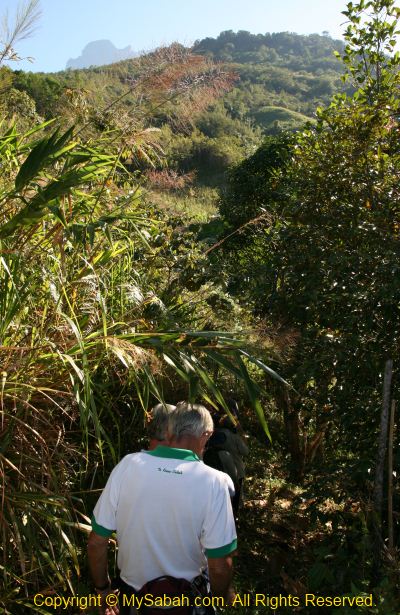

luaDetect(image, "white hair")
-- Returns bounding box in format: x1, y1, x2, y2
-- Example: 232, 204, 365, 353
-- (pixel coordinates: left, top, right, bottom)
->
147, 403, 176, 440
169, 402, 213, 439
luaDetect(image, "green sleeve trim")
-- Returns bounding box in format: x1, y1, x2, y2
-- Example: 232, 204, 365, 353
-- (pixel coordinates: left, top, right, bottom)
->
91, 514, 115, 537
205, 538, 237, 558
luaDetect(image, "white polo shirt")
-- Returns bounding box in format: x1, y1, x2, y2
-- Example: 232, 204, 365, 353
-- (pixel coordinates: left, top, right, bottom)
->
92, 446, 237, 590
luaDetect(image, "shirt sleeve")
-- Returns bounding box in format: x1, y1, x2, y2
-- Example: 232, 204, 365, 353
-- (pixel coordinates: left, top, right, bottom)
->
201, 474, 237, 558
224, 472, 236, 496
92, 459, 125, 534
235, 434, 249, 457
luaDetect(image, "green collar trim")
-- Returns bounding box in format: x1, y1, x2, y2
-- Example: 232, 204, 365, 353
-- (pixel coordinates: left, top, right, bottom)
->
146, 445, 199, 462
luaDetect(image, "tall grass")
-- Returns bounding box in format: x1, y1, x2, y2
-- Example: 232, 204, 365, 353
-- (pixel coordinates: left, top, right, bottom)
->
0, 117, 283, 613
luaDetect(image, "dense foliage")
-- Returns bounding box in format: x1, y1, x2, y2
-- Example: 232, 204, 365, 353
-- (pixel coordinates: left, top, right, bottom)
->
0, 44, 281, 614
216, 0, 400, 601
2, 2, 400, 612
3, 31, 348, 184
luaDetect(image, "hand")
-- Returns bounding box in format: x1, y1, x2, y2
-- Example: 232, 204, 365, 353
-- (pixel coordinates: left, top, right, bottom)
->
225, 586, 236, 606
96, 587, 120, 615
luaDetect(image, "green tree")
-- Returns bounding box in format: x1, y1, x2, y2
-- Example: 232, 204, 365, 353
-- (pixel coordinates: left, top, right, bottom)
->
0, 42, 286, 612
220, 0, 400, 481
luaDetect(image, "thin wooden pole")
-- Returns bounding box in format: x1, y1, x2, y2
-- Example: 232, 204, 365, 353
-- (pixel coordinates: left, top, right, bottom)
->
372, 359, 393, 582
388, 400, 396, 551
374, 359, 393, 520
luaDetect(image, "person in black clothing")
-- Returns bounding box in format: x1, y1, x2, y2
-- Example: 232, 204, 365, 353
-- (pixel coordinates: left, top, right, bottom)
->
203, 401, 249, 517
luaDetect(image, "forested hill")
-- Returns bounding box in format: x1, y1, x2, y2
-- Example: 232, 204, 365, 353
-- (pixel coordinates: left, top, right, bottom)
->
3, 3, 400, 609
193, 30, 345, 128
4, 31, 347, 183
9, 30, 345, 138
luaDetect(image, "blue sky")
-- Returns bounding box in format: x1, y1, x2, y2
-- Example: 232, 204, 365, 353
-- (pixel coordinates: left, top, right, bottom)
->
2, 0, 347, 73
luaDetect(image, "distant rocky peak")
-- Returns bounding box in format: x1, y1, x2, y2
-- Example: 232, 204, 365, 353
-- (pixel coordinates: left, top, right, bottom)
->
66, 39, 137, 70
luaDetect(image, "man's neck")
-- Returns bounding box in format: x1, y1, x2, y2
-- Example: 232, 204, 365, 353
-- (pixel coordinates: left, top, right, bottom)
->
169, 435, 202, 458
148, 438, 169, 451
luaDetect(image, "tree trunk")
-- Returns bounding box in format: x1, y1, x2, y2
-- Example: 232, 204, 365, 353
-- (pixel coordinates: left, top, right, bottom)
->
276, 384, 304, 481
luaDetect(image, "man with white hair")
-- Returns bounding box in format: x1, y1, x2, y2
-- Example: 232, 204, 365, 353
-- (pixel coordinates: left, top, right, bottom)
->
146, 402, 176, 450
88, 402, 236, 615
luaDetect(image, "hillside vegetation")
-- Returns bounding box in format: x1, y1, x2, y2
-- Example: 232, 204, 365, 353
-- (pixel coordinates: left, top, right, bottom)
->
1, 3, 400, 613
4, 31, 346, 184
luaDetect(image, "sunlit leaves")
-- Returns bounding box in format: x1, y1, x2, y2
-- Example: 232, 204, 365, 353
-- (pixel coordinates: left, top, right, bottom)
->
0, 114, 279, 613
